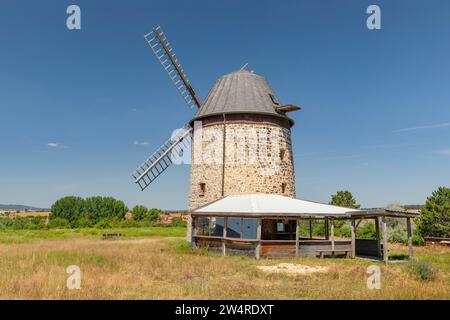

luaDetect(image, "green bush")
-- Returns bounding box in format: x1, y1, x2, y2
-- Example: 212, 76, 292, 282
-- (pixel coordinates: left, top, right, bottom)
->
93, 218, 121, 229
12, 217, 28, 229
389, 252, 409, 261
356, 221, 377, 239
336, 224, 351, 237
48, 217, 70, 229
408, 261, 435, 281
24, 222, 39, 230
147, 208, 160, 222
138, 220, 151, 228
0, 217, 13, 229
118, 219, 140, 228
389, 227, 407, 243
71, 218, 92, 228
171, 218, 187, 227
312, 223, 325, 237
412, 233, 425, 246
23, 217, 46, 230
170, 239, 191, 254
131, 205, 148, 221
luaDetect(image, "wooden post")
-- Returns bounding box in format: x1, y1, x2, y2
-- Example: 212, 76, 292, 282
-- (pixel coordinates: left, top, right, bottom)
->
331, 217, 335, 251
351, 218, 356, 258
325, 217, 329, 240
406, 217, 413, 261
375, 217, 382, 258
382, 216, 388, 264
187, 214, 193, 244
191, 217, 196, 248
222, 217, 228, 256
295, 218, 299, 257
309, 219, 313, 239
255, 218, 262, 260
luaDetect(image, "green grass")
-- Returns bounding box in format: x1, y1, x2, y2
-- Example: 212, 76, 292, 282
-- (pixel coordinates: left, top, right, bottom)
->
408, 261, 436, 281
0, 227, 186, 243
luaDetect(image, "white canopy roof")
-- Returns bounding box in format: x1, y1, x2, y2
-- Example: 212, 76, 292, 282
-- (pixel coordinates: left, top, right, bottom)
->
191, 194, 360, 217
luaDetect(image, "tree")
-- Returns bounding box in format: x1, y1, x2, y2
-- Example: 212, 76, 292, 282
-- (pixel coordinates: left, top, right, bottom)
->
84, 196, 128, 223
148, 208, 160, 222
50, 196, 86, 222
329, 191, 360, 229
131, 205, 148, 221
329, 190, 360, 209
416, 187, 450, 238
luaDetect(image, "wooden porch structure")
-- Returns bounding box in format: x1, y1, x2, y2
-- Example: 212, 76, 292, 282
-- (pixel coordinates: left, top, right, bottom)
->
190, 194, 419, 263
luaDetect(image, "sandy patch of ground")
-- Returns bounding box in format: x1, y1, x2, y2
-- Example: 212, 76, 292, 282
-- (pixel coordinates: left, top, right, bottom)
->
257, 263, 329, 275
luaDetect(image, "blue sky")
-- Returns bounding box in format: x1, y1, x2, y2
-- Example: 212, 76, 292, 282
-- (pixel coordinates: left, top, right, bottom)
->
0, 0, 449, 209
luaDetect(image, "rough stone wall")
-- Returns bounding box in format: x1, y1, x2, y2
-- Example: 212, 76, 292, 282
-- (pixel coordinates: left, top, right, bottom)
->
188, 121, 296, 210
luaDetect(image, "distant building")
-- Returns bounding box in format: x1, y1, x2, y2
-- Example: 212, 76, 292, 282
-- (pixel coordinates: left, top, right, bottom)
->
124, 212, 133, 220
159, 213, 188, 224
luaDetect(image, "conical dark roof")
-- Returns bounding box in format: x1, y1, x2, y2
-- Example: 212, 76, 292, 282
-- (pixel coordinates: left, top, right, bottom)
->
193, 69, 293, 124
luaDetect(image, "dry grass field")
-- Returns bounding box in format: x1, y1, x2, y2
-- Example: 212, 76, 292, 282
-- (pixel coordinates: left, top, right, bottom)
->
0, 229, 448, 299
0, 211, 50, 218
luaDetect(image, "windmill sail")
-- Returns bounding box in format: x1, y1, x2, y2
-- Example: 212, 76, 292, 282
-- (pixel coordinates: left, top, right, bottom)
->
144, 26, 202, 109
132, 125, 193, 191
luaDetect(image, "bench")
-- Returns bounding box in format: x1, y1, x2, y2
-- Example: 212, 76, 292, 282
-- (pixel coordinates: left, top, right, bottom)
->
102, 233, 123, 240
317, 249, 351, 259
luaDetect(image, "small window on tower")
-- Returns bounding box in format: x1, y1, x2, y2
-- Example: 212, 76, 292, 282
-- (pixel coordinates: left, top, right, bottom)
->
269, 93, 280, 105
199, 183, 206, 196
281, 183, 287, 194
280, 149, 286, 161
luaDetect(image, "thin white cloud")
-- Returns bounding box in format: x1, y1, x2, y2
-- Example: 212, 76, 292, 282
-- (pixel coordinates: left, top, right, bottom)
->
325, 154, 365, 160
133, 140, 150, 146
365, 143, 423, 149
294, 152, 321, 158
436, 148, 450, 156
354, 162, 369, 168
393, 122, 450, 133
47, 142, 68, 149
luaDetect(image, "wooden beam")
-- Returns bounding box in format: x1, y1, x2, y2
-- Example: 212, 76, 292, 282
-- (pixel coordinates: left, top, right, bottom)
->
407, 217, 413, 261
191, 217, 197, 248
331, 218, 335, 250
375, 217, 382, 258
356, 219, 363, 228
351, 218, 356, 258
222, 217, 228, 256
295, 218, 299, 257
382, 217, 388, 264
255, 218, 262, 260
309, 219, 313, 239
325, 217, 329, 240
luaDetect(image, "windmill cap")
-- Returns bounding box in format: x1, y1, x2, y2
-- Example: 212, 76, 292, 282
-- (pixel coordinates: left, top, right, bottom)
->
192, 69, 295, 125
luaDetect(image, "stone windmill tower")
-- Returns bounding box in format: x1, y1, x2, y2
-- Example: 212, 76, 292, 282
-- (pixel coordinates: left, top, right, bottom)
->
188, 68, 299, 210
132, 26, 300, 234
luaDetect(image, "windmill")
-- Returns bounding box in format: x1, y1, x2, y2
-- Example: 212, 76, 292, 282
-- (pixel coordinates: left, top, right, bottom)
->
132, 26, 300, 240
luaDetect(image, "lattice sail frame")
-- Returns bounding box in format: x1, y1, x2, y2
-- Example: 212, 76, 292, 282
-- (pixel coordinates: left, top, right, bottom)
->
132, 125, 193, 191
144, 26, 202, 110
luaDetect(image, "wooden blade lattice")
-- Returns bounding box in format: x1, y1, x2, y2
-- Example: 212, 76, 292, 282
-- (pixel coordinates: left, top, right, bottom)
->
144, 26, 202, 109
132, 125, 192, 191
